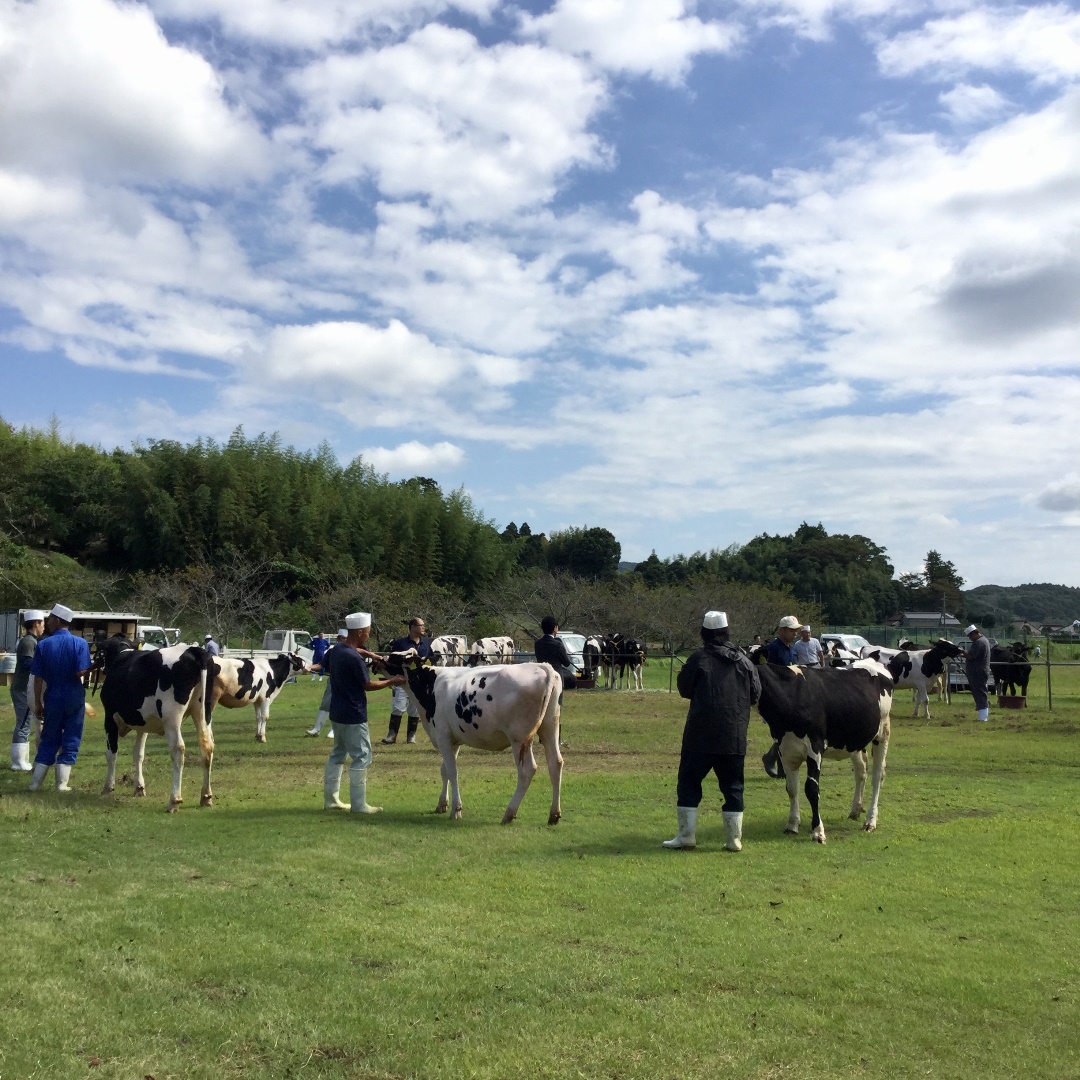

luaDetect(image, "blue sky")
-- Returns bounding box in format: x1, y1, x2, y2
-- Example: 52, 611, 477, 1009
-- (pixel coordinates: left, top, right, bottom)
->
2, 0, 1080, 587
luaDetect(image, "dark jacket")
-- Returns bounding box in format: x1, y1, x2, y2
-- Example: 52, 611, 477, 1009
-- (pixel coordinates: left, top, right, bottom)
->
534, 634, 577, 688
677, 641, 762, 755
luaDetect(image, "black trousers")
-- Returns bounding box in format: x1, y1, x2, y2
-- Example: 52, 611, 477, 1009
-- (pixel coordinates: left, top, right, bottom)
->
677, 752, 745, 812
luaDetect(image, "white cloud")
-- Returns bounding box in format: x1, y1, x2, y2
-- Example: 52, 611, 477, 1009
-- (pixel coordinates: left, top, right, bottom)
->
520, 0, 741, 82
0, 0, 267, 184
878, 5, 1080, 85
293, 24, 608, 221
1036, 472, 1080, 512
359, 440, 465, 474
149, 0, 498, 47
940, 83, 1010, 124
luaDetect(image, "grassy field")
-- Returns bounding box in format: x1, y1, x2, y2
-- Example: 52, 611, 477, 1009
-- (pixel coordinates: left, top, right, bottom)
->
2, 667, 1078, 1080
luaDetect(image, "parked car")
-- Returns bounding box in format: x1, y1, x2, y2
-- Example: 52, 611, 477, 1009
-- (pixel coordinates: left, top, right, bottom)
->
820, 633, 872, 665
556, 632, 587, 675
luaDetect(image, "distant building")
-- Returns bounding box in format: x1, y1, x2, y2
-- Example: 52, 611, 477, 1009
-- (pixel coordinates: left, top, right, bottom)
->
899, 612, 961, 629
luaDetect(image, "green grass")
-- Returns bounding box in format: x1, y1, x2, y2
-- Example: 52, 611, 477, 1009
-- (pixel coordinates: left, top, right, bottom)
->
2, 671, 1079, 1080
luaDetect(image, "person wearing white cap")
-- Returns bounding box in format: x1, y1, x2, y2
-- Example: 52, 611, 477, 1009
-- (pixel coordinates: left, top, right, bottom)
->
664, 611, 761, 853
760, 616, 802, 778
203, 633, 221, 657
322, 612, 406, 812
305, 629, 348, 737
8, 609, 46, 772
963, 624, 992, 722
27, 604, 92, 792
793, 625, 824, 669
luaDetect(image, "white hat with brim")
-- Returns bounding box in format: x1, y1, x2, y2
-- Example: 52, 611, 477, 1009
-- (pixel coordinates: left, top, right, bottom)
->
702, 610, 728, 629
204, 634, 213, 640
802, 625, 812, 632
345, 612, 372, 629
778, 616, 801, 630
50, 603, 74, 622
964, 624, 978, 635
337, 629, 348, 638
23, 609, 46, 623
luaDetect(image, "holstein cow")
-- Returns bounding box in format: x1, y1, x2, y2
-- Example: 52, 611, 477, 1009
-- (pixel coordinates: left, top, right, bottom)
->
467, 636, 515, 666
98, 637, 213, 812
752, 653, 894, 843
599, 634, 624, 688
205, 653, 304, 741
991, 642, 1032, 697
388, 650, 563, 824
429, 635, 468, 666
861, 639, 964, 719
582, 636, 602, 680
615, 637, 647, 690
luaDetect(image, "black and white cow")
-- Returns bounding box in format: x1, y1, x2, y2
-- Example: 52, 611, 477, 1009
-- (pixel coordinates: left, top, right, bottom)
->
862, 639, 964, 719
582, 636, 602, 680
429, 635, 468, 666
753, 654, 894, 842
467, 636, 515, 666
388, 650, 563, 824
98, 637, 213, 812
206, 654, 303, 741
614, 637, 647, 690
991, 642, 1032, 697
598, 634, 624, 688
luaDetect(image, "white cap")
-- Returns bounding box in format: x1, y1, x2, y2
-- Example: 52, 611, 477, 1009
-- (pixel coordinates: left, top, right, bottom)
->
345, 612, 372, 629
23, 609, 46, 623
337, 628, 348, 638
964, 624, 978, 635
50, 603, 74, 622
204, 633, 213, 640
778, 615, 801, 630
702, 610, 728, 629
802, 625, 812, 632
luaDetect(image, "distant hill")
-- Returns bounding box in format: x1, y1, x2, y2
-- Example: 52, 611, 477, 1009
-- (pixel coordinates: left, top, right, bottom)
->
963, 583, 1080, 626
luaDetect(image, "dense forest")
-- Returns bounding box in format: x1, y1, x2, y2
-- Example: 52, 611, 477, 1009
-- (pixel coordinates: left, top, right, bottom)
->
962, 584, 1080, 627
4, 417, 1068, 644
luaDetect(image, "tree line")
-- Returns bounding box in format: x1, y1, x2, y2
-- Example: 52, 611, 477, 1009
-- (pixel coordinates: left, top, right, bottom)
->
0, 418, 967, 643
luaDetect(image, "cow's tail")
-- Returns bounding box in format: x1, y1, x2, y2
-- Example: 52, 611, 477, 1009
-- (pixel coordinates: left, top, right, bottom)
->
540, 665, 562, 744
202, 647, 214, 730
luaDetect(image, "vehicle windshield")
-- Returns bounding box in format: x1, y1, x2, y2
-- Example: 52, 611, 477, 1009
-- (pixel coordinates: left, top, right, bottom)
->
841, 635, 871, 651
559, 633, 586, 653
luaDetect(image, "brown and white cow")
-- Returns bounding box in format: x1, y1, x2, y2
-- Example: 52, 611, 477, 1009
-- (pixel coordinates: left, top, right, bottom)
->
98, 637, 213, 812
467, 636, 515, 666
389, 650, 563, 824
206, 654, 304, 741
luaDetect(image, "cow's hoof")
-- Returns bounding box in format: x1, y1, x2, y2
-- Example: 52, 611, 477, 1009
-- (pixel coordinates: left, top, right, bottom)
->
451, 808, 463, 820
101, 786, 114, 795
547, 812, 561, 826
848, 810, 863, 821
134, 786, 146, 797
167, 802, 181, 813
812, 832, 827, 844
200, 794, 213, 807
784, 826, 799, 835
434, 804, 448, 814
500, 810, 516, 825
862, 821, 877, 832
255, 734, 266, 744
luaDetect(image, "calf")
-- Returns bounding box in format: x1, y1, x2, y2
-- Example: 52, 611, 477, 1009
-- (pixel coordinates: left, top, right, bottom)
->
206, 654, 304, 741
390, 650, 563, 824
467, 636, 515, 666
98, 637, 213, 812
429, 634, 468, 666
753, 654, 893, 842
582, 636, 602, 680
862, 639, 964, 719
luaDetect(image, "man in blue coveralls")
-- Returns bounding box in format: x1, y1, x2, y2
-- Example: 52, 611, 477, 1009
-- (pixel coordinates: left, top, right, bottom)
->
28, 603, 92, 792
760, 615, 802, 780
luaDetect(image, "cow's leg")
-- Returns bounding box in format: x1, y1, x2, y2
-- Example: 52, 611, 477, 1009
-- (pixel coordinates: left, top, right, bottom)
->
102, 715, 119, 794
805, 738, 826, 844
133, 731, 149, 796
913, 686, 930, 720
849, 749, 867, 820
633, 663, 643, 691
164, 723, 185, 812
190, 706, 215, 808
863, 717, 890, 832
537, 695, 563, 826
780, 733, 807, 834
503, 738, 538, 825
255, 702, 267, 743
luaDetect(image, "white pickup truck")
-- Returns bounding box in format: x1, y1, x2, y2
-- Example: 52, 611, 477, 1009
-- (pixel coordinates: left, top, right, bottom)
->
223, 629, 315, 664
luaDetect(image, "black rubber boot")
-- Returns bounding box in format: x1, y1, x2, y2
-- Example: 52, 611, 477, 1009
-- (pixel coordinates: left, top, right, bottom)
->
382, 713, 402, 744
406, 716, 419, 744
762, 741, 785, 779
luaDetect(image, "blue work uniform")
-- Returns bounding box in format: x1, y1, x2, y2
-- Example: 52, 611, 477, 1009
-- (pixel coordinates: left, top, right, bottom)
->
29, 628, 92, 767
326, 645, 374, 776
765, 637, 798, 666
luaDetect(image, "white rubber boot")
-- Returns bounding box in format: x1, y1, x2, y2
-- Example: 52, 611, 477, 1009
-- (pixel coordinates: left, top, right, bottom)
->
306, 710, 330, 736
662, 806, 697, 849
323, 763, 348, 809
977, 708, 989, 723
10, 742, 32, 772
723, 811, 743, 852
55, 763, 73, 792
350, 768, 383, 814
27, 762, 49, 791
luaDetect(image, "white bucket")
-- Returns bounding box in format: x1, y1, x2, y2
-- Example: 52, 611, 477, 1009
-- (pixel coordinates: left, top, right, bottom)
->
0, 654, 16, 675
